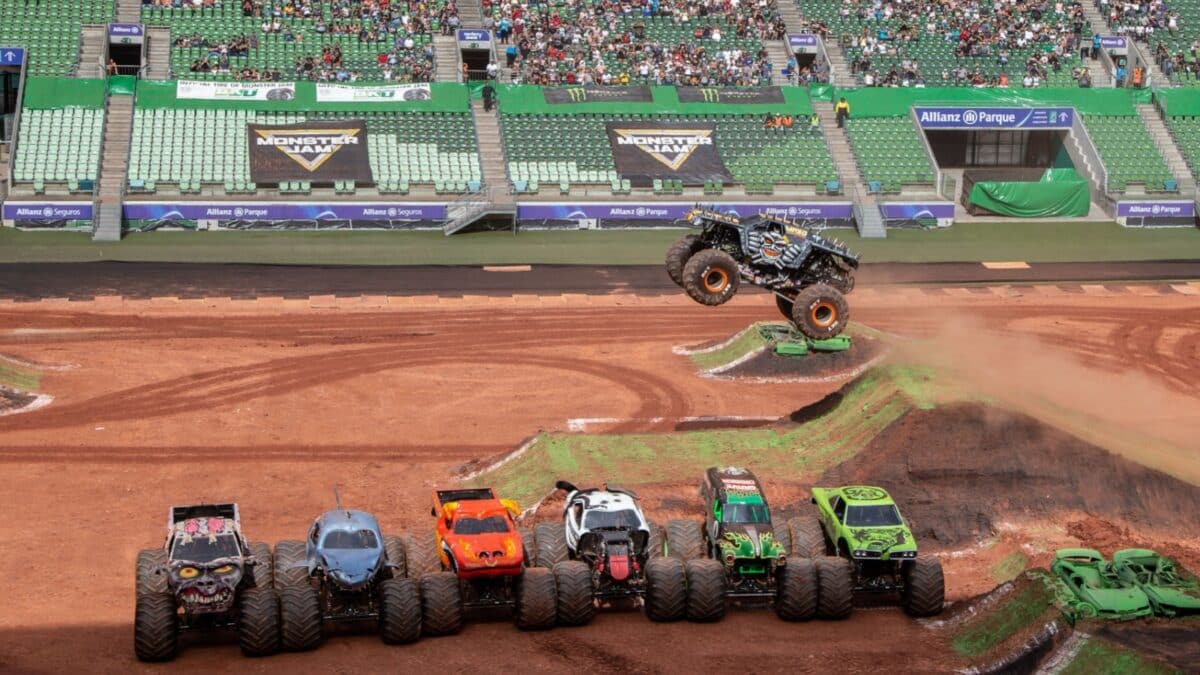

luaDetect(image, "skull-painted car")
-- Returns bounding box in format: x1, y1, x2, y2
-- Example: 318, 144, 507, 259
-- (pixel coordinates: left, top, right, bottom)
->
134, 503, 279, 661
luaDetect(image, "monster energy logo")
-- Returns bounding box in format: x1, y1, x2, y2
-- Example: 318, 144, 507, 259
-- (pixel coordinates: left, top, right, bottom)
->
698, 88, 720, 103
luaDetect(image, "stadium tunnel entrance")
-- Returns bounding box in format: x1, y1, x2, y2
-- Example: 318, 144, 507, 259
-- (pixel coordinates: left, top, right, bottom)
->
0, 67, 17, 143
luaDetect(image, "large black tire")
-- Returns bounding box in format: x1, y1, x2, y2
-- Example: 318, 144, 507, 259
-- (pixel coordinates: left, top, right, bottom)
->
534, 522, 568, 568
273, 540, 309, 588
136, 548, 168, 596
237, 587, 281, 657
405, 534, 444, 578
278, 584, 322, 651
665, 519, 704, 561
666, 234, 703, 286
646, 521, 664, 558
815, 557, 854, 620
788, 518, 824, 558
791, 283, 849, 340
775, 559, 818, 621
553, 560, 595, 626
419, 571, 463, 636
682, 248, 740, 306
379, 577, 422, 644
248, 541, 274, 588
772, 524, 791, 559
514, 567, 558, 630
517, 527, 535, 566
902, 557, 945, 617
134, 591, 179, 662
684, 559, 726, 623
775, 293, 795, 322
644, 557, 686, 622
383, 534, 408, 579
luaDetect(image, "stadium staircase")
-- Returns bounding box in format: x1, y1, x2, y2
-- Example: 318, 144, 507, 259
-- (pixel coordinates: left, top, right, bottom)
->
145, 26, 172, 79
1080, 2, 1160, 86
1136, 104, 1198, 195
93, 96, 133, 241
457, 0, 484, 27
764, 40, 791, 85
774, 3, 852, 83
813, 99, 885, 237
443, 98, 515, 234
434, 35, 461, 82
76, 25, 106, 78
115, 0, 139, 23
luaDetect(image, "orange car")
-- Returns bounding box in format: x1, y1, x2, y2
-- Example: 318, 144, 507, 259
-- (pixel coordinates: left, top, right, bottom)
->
431, 488, 526, 579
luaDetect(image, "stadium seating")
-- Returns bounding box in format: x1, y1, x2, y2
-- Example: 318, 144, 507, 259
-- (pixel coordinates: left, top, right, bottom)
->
1165, 114, 1200, 179
11, 108, 103, 188
0, 0, 115, 76
1122, 3, 1200, 86
1082, 115, 1174, 191
844, 117, 935, 191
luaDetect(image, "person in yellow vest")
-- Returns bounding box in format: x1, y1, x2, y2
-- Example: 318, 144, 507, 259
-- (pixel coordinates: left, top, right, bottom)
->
835, 97, 851, 128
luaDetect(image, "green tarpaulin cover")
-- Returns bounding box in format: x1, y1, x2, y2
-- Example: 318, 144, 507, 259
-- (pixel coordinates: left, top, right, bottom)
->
21, 76, 107, 109
107, 75, 136, 96
968, 168, 1090, 217
495, 85, 813, 115
835, 86, 1143, 118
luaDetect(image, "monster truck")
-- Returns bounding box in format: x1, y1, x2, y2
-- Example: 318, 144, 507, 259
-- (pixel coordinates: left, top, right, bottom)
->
664, 467, 837, 622
134, 503, 279, 661
793, 486, 944, 617
666, 207, 860, 340
533, 480, 684, 625
403, 488, 557, 635
272, 496, 421, 650
1051, 549, 1154, 620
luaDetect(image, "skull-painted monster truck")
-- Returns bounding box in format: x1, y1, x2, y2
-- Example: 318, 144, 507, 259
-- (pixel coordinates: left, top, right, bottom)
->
666, 208, 860, 339
793, 485, 944, 617
534, 480, 685, 625
665, 467, 841, 622
403, 488, 557, 635
134, 503, 279, 661
272, 495, 421, 650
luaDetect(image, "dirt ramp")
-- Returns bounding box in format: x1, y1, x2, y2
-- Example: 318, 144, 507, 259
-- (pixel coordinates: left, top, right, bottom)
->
822, 403, 1200, 547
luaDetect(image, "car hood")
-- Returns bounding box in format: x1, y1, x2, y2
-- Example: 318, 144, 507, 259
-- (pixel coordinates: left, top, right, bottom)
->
321, 549, 382, 589
846, 526, 915, 553
447, 533, 522, 568
719, 524, 784, 559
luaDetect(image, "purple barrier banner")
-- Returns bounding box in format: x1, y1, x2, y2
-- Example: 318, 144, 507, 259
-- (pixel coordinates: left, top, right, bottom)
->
517, 202, 853, 221
108, 23, 143, 37
1100, 36, 1127, 50
457, 29, 490, 43
787, 34, 819, 49
3, 202, 93, 220
915, 107, 1074, 129
122, 202, 446, 220
1116, 201, 1195, 217
881, 202, 956, 219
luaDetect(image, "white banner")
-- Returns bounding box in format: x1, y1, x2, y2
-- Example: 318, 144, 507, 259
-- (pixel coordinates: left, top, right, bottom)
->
176, 80, 296, 101
316, 83, 431, 103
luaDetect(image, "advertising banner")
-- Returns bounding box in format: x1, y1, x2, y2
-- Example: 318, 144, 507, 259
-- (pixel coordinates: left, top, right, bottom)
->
544, 86, 653, 104
122, 202, 445, 221
516, 202, 853, 221
676, 86, 785, 104
787, 34, 820, 53
456, 29, 491, 46
3, 202, 93, 220
881, 203, 956, 219
108, 23, 144, 44
1100, 36, 1128, 52
247, 120, 372, 184
316, 82, 431, 102
605, 122, 732, 186
914, 106, 1075, 129
1115, 201, 1195, 217
0, 47, 25, 66
177, 80, 296, 101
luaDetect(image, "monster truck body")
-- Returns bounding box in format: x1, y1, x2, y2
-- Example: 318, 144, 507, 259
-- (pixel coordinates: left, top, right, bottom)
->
1051, 549, 1154, 620
666, 208, 860, 339
134, 503, 279, 661
433, 488, 526, 579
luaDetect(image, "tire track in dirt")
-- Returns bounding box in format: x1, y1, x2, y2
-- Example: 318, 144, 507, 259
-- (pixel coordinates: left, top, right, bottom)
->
0, 443, 512, 464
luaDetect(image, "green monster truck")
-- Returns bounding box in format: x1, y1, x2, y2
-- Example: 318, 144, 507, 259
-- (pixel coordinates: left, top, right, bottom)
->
663, 467, 851, 622
792, 486, 944, 617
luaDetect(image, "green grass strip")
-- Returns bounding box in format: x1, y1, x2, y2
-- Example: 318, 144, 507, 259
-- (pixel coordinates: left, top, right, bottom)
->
1060, 637, 1181, 675
952, 579, 1057, 658
688, 324, 769, 371
990, 551, 1029, 584
0, 361, 40, 391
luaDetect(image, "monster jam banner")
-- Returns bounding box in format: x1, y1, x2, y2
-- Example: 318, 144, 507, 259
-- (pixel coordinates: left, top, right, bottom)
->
544, 86, 653, 104
676, 87, 785, 104
177, 80, 296, 101
316, 82, 431, 103
248, 120, 372, 184
605, 122, 731, 187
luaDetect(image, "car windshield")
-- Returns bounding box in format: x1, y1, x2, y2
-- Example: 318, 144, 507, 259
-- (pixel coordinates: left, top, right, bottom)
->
844, 505, 903, 527
453, 515, 509, 534
721, 503, 770, 524
584, 509, 640, 530
172, 534, 240, 563
322, 529, 379, 549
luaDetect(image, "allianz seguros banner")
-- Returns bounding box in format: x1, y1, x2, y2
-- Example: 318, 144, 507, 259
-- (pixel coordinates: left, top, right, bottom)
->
676, 86, 785, 104
248, 120, 373, 184
605, 121, 732, 187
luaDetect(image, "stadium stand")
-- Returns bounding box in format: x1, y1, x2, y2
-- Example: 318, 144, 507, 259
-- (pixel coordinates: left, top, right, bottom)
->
844, 117, 935, 192
9, 77, 106, 192
0, 0, 115, 76
1142, 13, 1200, 85
1083, 113, 1174, 190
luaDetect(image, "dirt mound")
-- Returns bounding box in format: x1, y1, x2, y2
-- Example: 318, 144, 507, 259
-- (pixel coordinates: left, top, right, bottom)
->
821, 403, 1200, 548
718, 334, 887, 381
0, 387, 39, 415
1092, 623, 1200, 673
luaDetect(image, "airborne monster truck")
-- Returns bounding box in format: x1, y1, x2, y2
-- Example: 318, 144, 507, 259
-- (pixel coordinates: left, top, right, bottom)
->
134, 503, 279, 661
792, 486, 944, 617
665, 467, 848, 622
535, 480, 688, 625
404, 488, 557, 634
666, 208, 860, 339
273, 497, 421, 650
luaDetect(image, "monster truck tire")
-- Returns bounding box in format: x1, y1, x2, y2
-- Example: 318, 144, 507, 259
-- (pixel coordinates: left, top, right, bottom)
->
134, 591, 179, 662
237, 586, 281, 657
517, 527, 535, 566
666, 234, 703, 286
404, 533, 444, 578
788, 518, 824, 558
272, 540, 309, 588
682, 249, 740, 306
665, 519, 704, 561
136, 548, 169, 596
791, 283, 849, 341
419, 572, 463, 636
278, 584, 322, 651
379, 577, 422, 644
902, 557, 945, 617
383, 534, 408, 579
514, 567, 558, 630
644, 557, 687, 622
553, 561, 595, 626
775, 293, 796, 322
646, 521, 665, 557
775, 558, 818, 621
772, 524, 791, 558
684, 559, 727, 623
815, 556, 854, 620
534, 522, 568, 568
248, 541, 274, 588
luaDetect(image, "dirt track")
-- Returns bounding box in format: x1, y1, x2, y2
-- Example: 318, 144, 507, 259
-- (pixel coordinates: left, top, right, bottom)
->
0, 286, 1197, 673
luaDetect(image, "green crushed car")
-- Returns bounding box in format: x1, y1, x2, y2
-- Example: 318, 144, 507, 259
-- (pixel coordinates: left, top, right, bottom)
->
1110, 549, 1200, 618
792, 485, 944, 617
1051, 549, 1154, 620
